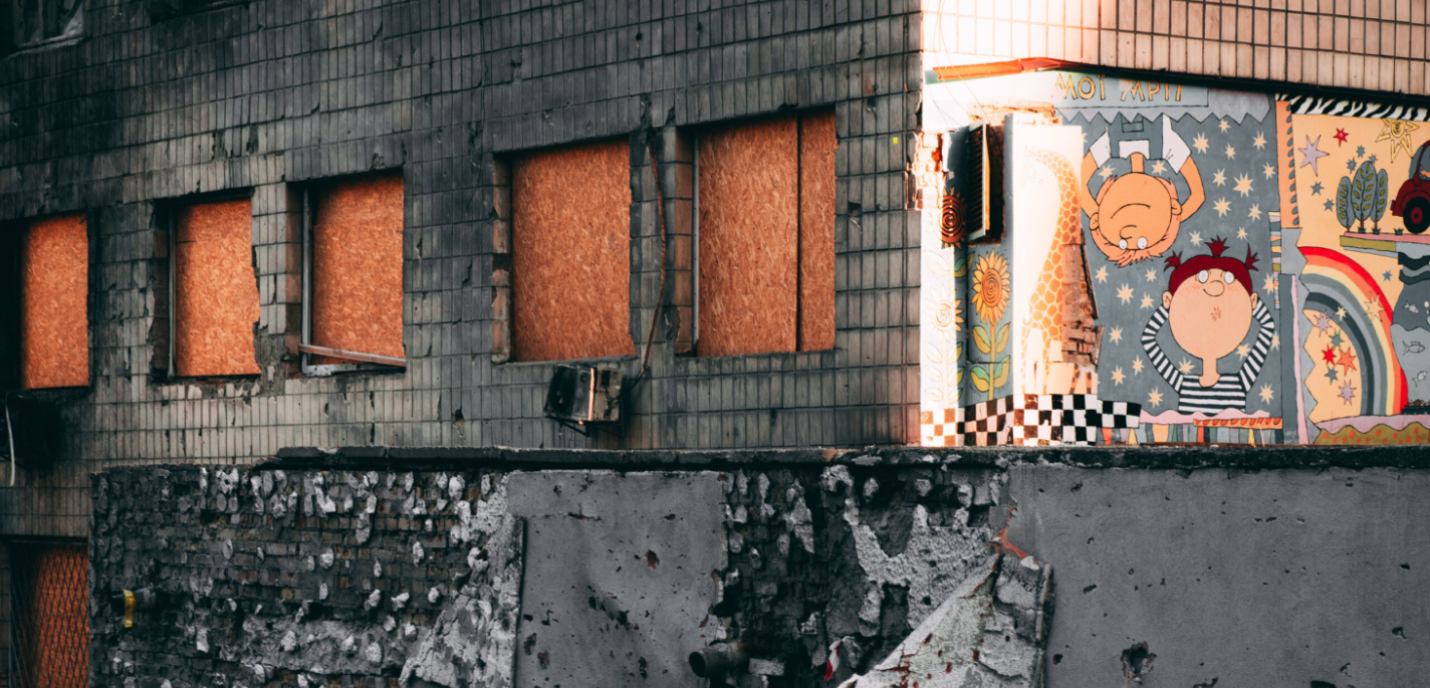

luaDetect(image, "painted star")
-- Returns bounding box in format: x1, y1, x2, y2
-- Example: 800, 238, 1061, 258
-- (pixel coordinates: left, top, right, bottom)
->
1253, 132, 1267, 149
1140, 293, 1154, 309
1190, 230, 1204, 245
1262, 273, 1277, 293
1324, 200, 1335, 211
1117, 284, 1134, 304
1193, 132, 1210, 154
1339, 382, 1357, 404
1133, 357, 1145, 374
1368, 154, 1378, 165
1112, 367, 1126, 385
1383, 270, 1393, 282
1213, 169, 1227, 186
1322, 346, 1339, 365
1234, 174, 1254, 196
1312, 313, 1331, 334
1299, 135, 1329, 174
1336, 306, 1348, 320
1271, 333, 1280, 350
1109, 327, 1123, 344
1263, 163, 1277, 179
1095, 266, 1108, 283
1151, 159, 1168, 174
1238, 227, 1249, 240
1329, 331, 1344, 348
1338, 347, 1358, 372
1100, 165, 1115, 179
1225, 143, 1237, 159
1357, 145, 1366, 158
1147, 389, 1164, 408
1346, 158, 1358, 172
1213, 199, 1231, 217
1248, 204, 1262, 220
1311, 181, 1324, 195
1325, 366, 1340, 383
1237, 344, 1251, 359
1219, 119, 1231, 133
1178, 358, 1195, 374
1334, 128, 1348, 145
1259, 385, 1275, 403
1145, 268, 1157, 282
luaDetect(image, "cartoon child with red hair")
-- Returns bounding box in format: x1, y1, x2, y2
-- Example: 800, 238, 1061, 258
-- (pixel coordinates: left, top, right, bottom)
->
1081, 116, 1206, 266
1141, 238, 1276, 415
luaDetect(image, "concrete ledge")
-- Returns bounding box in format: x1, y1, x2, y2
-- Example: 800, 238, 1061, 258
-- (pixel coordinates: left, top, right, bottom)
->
261, 444, 1430, 472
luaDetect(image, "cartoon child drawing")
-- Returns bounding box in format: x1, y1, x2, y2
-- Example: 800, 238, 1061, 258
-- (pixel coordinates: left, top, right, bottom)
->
1141, 238, 1276, 416
1080, 116, 1206, 266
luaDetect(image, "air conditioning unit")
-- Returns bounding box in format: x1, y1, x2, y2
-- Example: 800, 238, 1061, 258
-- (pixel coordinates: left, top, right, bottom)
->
544, 365, 623, 426
2, 391, 59, 471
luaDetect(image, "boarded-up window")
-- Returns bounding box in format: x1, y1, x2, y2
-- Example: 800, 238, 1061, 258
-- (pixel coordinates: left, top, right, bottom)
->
20, 214, 89, 389
304, 173, 406, 368
697, 112, 836, 357
173, 199, 260, 377
511, 141, 635, 362
10, 543, 89, 688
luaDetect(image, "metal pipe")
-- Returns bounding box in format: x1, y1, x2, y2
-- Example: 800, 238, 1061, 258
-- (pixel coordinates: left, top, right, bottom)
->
688, 642, 747, 678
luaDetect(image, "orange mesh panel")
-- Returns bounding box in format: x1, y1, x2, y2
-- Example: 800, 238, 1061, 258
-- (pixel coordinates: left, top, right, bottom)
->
698, 117, 799, 357
312, 173, 406, 361
20, 214, 89, 389
175, 199, 261, 376
511, 140, 636, 361
15, 545, 89, 688
798, 111, 837, 352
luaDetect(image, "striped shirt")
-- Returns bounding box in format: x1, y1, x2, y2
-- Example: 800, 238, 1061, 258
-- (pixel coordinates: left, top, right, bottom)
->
1141, 300, 1276, 416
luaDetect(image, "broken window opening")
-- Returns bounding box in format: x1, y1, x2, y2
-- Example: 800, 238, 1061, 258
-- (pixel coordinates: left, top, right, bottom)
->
8, 0, 83, 51
299, 172, 407, 376
7, 540, 89, 688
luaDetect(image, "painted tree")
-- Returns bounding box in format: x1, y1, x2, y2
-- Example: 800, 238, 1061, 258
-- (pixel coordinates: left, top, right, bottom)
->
1339, 159, 1390, 231
1335, 175, 1354, 230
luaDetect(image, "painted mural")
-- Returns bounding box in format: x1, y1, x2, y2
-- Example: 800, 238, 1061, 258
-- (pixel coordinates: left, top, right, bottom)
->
918, 64, 1430, 446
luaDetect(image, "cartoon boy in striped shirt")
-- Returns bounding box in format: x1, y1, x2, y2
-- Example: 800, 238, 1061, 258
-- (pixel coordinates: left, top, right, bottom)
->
1141, 238, 1276, 416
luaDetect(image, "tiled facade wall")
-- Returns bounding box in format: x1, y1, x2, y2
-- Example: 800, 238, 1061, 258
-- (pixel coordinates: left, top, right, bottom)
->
925, 0, 1430, 95
0, 0, 924, 537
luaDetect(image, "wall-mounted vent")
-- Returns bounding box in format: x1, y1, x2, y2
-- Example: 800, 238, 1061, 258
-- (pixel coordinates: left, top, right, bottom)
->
544, 365, 623, 427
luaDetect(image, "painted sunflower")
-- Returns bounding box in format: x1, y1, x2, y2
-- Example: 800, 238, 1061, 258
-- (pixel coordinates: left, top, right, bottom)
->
933, 299, 962, 337
970, 251, 1010, 324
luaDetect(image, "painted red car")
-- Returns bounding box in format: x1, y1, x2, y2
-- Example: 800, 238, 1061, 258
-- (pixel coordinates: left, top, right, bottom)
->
1391, 140, 1430, 234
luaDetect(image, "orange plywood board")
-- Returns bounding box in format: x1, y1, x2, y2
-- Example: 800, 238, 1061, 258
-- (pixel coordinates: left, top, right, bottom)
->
699, 117, 800, 356
512, 140, 636, 361
174, 199, 261, 376
20, 214, 88, 389
799, 111, 837, 351
312, 173, 406, 361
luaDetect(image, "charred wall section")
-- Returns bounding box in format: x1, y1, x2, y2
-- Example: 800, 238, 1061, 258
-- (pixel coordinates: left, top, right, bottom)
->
0, 0, 925, 540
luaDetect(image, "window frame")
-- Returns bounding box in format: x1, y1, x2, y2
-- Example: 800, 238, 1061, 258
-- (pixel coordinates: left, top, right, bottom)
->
158, 190, 260, 382
297, 179, 408, 377
685, 110, 838, 358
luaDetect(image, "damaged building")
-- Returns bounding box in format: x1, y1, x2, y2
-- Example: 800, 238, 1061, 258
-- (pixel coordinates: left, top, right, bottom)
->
1, 1, 1430, 687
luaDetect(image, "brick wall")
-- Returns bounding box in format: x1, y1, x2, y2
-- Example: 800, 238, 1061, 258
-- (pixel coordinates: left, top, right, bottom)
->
924, 0, 1430, 95
0, 0, 925, 540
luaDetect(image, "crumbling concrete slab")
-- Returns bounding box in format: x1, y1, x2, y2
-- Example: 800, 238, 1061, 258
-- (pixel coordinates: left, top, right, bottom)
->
508, 471, 726, 688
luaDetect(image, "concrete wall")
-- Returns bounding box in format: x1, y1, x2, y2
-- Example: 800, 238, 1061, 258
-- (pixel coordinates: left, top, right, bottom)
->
87, 447, 1430, 688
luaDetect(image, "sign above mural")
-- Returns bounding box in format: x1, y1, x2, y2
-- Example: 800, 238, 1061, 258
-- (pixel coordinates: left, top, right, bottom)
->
919, 64, 1430, 447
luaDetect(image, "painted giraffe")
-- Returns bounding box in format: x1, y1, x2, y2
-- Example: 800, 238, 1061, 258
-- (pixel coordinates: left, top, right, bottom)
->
1022, 147, 1099, 386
